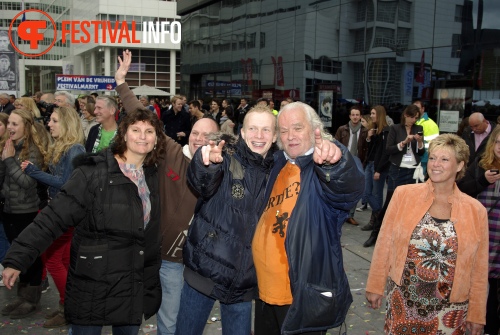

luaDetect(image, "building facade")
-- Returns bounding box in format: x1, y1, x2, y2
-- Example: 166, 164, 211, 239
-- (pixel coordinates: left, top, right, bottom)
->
0, 0, 181, 96
178, 0, 500, 128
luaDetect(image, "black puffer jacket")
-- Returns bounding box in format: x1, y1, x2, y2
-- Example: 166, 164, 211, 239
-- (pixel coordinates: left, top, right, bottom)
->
2, 149, 162, 325
183, 134, 275, 304
0, 139, 44, 213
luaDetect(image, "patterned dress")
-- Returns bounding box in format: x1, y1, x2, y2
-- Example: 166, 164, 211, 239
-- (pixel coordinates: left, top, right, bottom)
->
385, 212, 468, 335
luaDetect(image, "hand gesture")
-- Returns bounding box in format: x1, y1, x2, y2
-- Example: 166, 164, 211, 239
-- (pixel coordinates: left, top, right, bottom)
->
366, 292, 383, 309
465, 321, 483, 335
115, 49, 132, 85
485, 169, 500, 184
368, 128, 376, 137
2, 138, 15, 160
373, 172, 380, 181
2, 267, 21, 290
20, 160, 32, 171
313, 128, 341, 165
201, 140, 225, 165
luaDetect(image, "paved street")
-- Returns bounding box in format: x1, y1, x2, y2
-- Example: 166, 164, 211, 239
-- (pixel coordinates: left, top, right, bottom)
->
0, 203, 385, 334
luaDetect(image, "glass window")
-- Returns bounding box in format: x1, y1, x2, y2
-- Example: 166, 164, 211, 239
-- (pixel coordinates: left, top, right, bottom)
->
356, 0, 366, 22
373, 27, 395, 50
354, 29, 365, 53
451, 34, 461, 58
398, 0, 411, 23
454, 5, 463, 22
377, 0, 397, 23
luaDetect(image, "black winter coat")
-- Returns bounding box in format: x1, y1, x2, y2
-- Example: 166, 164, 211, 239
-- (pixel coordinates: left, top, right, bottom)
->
457, 158, 490, 198
2, 149, 162, 325
183, 135, 275, 304
258, 142, 364, 334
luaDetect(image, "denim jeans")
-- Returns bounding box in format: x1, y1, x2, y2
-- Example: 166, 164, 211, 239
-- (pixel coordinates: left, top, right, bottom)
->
387, 164, 415, 192
0, 220, 10, 262
157, 260, 184, 335
363, 162, 388, 212
70, 324, 140, 335
174, 283, 252, 335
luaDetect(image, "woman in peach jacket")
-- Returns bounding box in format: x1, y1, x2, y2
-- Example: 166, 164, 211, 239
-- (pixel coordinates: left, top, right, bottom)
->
366, 134, 488, 335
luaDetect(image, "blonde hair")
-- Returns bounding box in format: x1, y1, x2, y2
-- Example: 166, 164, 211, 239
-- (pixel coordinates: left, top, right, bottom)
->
242, 105, 277, 133
479, 125, 500, 171
428, 134, 469, 180
19, 97, 42, 119
45, 107, 85, 165
0, 112, 8, 141
362, 114, 373, 129
0, 109, 50, 169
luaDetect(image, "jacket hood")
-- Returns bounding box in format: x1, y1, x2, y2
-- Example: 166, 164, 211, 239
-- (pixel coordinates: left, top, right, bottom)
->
72, 151, 104, 168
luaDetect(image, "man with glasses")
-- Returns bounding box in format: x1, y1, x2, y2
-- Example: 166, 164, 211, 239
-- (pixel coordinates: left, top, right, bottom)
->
54, 91, 75, 108
85, 96, 118, 153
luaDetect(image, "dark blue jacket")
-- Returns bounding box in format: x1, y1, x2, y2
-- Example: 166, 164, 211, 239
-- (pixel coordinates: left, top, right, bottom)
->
260, 140, 364, 334
183, 135, 275, 304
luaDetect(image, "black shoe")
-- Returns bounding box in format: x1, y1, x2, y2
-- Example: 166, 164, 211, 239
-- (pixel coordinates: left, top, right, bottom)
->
360, 223, 374, 231
363, 235, 377, 247
41, 278, 50, 294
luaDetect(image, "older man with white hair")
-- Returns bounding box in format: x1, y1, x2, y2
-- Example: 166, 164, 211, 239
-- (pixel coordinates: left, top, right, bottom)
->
54, 91, 75, 108
0, 93, 14, 114
252, 102, 364, 335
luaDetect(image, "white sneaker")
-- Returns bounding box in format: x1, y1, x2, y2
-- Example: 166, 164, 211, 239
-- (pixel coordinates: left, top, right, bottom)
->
356, 204, 367, 212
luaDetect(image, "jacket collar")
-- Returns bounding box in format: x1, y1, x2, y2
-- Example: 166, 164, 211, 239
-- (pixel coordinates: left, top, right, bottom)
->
235, 136, 275, 170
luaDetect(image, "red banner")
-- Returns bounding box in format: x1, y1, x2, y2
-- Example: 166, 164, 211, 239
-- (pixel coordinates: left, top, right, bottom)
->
272, 56, 284, 87
241, 58, 253, 85
416, 50, 425, 84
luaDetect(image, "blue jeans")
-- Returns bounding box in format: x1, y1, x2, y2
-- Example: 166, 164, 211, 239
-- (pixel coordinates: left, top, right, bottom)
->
364, 162, 388, 212
387, 164, 416, 192
157, 260, 184, 335
174, 283, 252, 335
0, 219, 10, 262
70, 324, 140, 335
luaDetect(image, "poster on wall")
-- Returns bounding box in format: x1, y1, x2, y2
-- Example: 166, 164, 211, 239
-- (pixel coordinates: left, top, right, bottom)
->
436, 88, 465, 133
0, 30, 18, 94
318, 90, 333, 127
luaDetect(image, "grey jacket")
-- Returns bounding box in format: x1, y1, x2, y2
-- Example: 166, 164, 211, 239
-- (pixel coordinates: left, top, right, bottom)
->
0, 140, 44, 213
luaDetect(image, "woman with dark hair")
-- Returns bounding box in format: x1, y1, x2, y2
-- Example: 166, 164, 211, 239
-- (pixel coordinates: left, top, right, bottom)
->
2, 109, 167, 335
363, 105, 424, 247
220, 102, 236, 135
360, 106, 390, 233
210, 99, 222, 124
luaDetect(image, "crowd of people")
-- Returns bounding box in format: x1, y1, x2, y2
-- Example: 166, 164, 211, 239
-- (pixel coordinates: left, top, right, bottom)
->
0, 48, 497, 335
